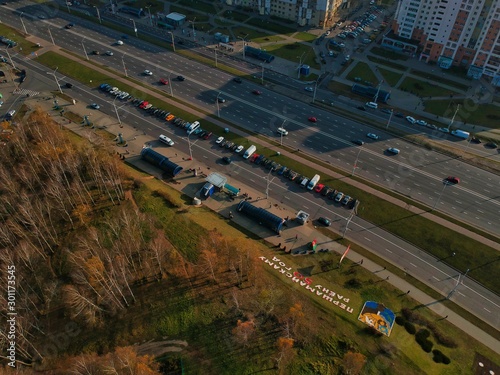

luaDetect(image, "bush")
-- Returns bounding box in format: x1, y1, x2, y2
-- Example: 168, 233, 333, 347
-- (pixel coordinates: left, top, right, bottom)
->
432, 349, 450, 364
427, 323, 458, 348
344, 278, 362, 289
395, 316, 406, 326
401, 308, 430, 326
404, 322, 416, 335
416, 329, 433, 352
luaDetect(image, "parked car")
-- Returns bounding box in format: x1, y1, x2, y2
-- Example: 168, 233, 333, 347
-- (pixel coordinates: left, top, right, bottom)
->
235, 145, 244, 153
322, 187, 333, 197
252, 89, 262, 95
304, 87, 313, 92
342, 195, 351, 205
215, 136, 224, 144
314, 184, 325, 193
416, 119, 427, 126
485, 142, 498, 149
225, 141, 234, 149
335, 192, 344, 202
203, 132, 213, 140
308, 116, 317, 122
318, 217, 331, 226
406, 116, 416, 124
233, 77, 242, 83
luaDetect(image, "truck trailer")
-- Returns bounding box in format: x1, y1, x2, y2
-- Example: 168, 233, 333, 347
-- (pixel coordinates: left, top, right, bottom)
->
451, 129, 470, 139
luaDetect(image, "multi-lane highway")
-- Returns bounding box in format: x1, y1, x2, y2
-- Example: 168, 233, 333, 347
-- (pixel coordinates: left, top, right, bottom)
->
2, 2, 499, 330
3, 4, 498, 237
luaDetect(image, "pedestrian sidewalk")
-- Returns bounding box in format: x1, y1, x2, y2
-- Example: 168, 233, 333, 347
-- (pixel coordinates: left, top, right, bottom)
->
24, 92, 500, 355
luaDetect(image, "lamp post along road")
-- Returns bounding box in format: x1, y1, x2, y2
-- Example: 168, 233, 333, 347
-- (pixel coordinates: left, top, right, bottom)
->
47, 67, 63, 94
168, 72, 174, 97
130, 19, 138, 37
447, 104, 461, 130
312, 79, 319, 103
19, 12, 28, 34
351, 147, 362, 176
386, 109, 394, 129
238, 34, 248, 59
112, 96, 122, 124
214, 49, 218, 67
432, 183, 448, 211
265, 169, 275, 200
216, 92, 222, 117
187, 133, 193, 160
66, 1, 71, 13
94, 6, 102, 23
121, 54, 128, 77
4, 47, 15, 69
168, 31, 175, 52
48, 26, 55, 45
279, 119, 286, 146
297, 52, 305, 79
81, 38, 89, 61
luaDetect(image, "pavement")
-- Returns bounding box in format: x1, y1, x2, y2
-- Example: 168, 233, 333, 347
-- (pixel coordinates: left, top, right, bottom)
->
18, 41, 500, 354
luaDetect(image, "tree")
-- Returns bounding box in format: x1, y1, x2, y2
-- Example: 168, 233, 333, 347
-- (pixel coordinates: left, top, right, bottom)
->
342, 352, 366, 375
232, 319, 256, 346
275, 337, 295, 374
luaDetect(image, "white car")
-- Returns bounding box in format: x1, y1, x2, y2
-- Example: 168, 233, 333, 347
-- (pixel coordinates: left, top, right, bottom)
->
427, 124, 438, 130
366, 133, 379, 140
416, 119, 427, 126
439, 127, 450, 133
304, 87, 314, 92
406, 116, 416, 124
116, 40, 124, 45
143, 70, 153, 76
6, 110, 15, 118
235, 145, 244, 153
159, 134, 174, 146
345, 54, 350, 61
387, 147, 400, 155
105, 51, 114, 56
335, 192, 344, 202
215, 136, 224, 144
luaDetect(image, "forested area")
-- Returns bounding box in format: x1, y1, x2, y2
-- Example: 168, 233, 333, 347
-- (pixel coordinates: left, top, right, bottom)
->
0, 109, 370, 374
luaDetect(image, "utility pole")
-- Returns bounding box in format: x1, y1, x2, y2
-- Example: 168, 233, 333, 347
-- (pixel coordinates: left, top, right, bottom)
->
168, 31, 175, 52
351, 148, 362, 176
216, 92, 222, 117
312, 78, 319, 103
279, 119, 286, 146
297, 52, 305, 79
373, 80, 383, 103
386, 109, 394, 129
130, 18, 138, 37
94, 6, 102, 23
261, 64, 264, 85
19, 12, 28, 34
187, 132, 193, 160
447, 268, 470, 299
47, 67, 63, 94
112, 96, 122, 124
214, 49, 218, 67
238, 34, 248, 59
121, 54, 127, 77
81, 38, 89, 60
265, 169, 275, 199
48, 26, 55, 45
342, 210, 356, 239
447, 104, 461, 131
4, 47, 15, 69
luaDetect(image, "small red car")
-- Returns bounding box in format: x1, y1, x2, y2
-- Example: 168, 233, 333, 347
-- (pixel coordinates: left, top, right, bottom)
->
314, 183, 325, 193
159, 78, 169, 85
203, 132, 212, 140
252, 90, 262, 95
445, 176, 460, 184
308, 116, 317, 123
249, 154, 260, 162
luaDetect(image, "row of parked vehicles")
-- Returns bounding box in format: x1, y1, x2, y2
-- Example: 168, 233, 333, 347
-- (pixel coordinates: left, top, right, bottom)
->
213, 138, 358, 210
98, 83, 215, 139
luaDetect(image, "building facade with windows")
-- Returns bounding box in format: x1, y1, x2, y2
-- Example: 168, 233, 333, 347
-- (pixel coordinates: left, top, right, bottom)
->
226, 0, 343, 27
383, 0, 500, 82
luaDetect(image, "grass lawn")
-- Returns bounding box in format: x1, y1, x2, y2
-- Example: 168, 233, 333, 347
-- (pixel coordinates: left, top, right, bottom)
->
0, 24, 39, 56
245, 17, 296, 35
423, 99, 500, 129
222, 10, 250, 23
168, 5, 210, 22
378, 67, 403, 86
410, 69, 470, 91
212, 16, 235, 27
399, 76, 460, 97
367, 55, 408, 71
370, 46, 409, 60
262, 43, 319, 69
328, 81, 358, 97
292, 31, 317, 42
346, 61, 378, 85
176, 0, 216, 13
231, 26, 284, 44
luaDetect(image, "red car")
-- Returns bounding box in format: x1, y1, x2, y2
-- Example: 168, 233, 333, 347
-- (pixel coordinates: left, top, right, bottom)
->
139, 101, 149, 109
314, 183, 325, 193
203, 132, 212, 140
252, 90, 262, 95
249, 154, 260, 163
308, 117, 317, 123
159, 78, 169, 85
445, 176, 460, 184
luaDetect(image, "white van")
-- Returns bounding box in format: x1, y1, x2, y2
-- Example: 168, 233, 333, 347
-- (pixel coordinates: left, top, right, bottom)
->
243, 145, 256, 159
277, 127, 288, 136
365, 101, 378, 109
159, 134, 174, 146
187, 121, 201, 135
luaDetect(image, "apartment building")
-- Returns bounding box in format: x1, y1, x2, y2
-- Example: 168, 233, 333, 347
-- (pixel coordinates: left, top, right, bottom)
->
226, 0, 344, 27
382, 0, 500, 83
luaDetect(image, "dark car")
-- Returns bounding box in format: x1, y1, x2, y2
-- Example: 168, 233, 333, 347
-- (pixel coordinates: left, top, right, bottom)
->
485, 142, 498, 149
65, 23, 74, 29
177, 75, 185, 81
277, 166, 288, 175
252, 89, 262, 95
381, 108, 393, 114
198, 130, 207, 138
327, 189, 338, 200
225, 141, 234, 149
352, 139, 364, 146
220, 140, 229, 147
222, 156, 232, 164
288, 171, 298, 181
318, 217, 331, 226
322, 187, 333, 197
65, 82, 73, 88
357, 106, 366, 111
92, 50, 100, 55
203, 132, 212, 140
471, 137, 481, 144
233, 77, 242, 83
254, 155, 265, 165
394, 112, 405, 118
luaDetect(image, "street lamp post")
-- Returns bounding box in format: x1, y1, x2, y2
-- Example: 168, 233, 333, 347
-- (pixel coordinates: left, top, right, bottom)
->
168, 31, 175, 52
238, 34, 248, 59
81, 38, 89, 60
373, 80, 383, 103
190, 17, 196, 41
130, 19, 138, 37
297, 52, 305, 79
66, 1, 71, 13
447, 268, 470, 299
112, 96, 122, 124
261, 64, 265, 85
432, 183, 448, 211
312, 79, 319, 103
447, 104, 461, 131
94, 6, 102, 23
265, 169, 274, 199
187, 133, 193, 160
145, 5, 152, 26
214, 49, 218, 67
4, 47, 15, 69
48, 26, 55, 45
121, 54, 127, 77
167, 72, 174, 97
47, 67, 63, 94
279, 119, 286, 146
19, 12, 28, 34
342, 210, 356, 239
216, 92, 222, 117
386, 109, 394, 129
351, 148, 362, 176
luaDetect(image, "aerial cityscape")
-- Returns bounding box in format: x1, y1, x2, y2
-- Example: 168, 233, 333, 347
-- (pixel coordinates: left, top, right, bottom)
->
0, 0, 499, 373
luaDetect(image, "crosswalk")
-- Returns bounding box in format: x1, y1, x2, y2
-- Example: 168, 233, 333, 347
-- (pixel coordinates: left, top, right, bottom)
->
13, 88, 39, 97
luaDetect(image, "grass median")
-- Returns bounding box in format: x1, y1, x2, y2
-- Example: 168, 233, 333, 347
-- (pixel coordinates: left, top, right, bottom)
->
35, 50, 499, 293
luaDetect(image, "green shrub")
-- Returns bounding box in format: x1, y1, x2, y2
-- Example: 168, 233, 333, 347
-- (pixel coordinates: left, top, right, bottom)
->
432, 349, 450, 364
416, 329, 433, 352
395, 316, 406, 326
404, 322, 416, 335
344, 278, 362, 289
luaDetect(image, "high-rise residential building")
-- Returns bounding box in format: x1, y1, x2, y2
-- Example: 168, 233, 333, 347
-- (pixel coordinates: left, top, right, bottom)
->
226, 0, 344, 27
382, 0, 500, 84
